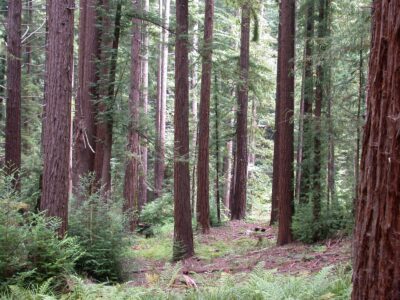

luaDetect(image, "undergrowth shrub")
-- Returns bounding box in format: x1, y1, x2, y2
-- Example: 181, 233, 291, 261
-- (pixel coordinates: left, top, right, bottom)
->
69, 177, 130, 283
140, 193, 174, 226
0, 198, 81, 290
292, 201, 351, 243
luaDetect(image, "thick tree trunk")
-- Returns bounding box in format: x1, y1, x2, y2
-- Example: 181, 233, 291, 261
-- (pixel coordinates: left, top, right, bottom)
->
196, 0, 214, 233
123, 0, 142, 231
352, 2, 400, 299
0, 1, 6, 125
139, 0, 149, 208
41, 0, 74, 237
231, 4, 250, 220
154, 0, 170, 199
173, 0, 194, 260
298, 0, 314, 204
73, 0, 100, 193
276, 0, 295, 246
5, 0, 22, 189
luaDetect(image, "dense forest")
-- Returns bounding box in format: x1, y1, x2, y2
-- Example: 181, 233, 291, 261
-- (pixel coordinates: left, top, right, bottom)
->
0, 0, 399, 299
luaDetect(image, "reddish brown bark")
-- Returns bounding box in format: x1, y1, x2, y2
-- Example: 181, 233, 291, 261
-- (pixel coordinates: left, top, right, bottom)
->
352, 2, 400, 299
41, 0, 74, 237
231, 4, 250, 220
276, 0, 295, 246
5, 0, 22, 189
154, 0, 170, 199
93, 0, 112, 194
173, 0, 194, 260
123, 0, 142, 231
73, 0, 100, 191
196, 0, 214, 233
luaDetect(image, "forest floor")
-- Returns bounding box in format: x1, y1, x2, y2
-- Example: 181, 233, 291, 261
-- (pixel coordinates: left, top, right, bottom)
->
127, 221, 352, 289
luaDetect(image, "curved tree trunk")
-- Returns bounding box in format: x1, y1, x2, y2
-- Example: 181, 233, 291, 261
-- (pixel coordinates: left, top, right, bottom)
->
352, 2, 400, 299
173, 0, 194, 260
196, 0, 214, 233
5, 0, 22, 189
41, 0, 74, 236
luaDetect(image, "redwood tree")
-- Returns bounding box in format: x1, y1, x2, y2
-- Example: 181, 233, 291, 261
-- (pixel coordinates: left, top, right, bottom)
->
276, 0, 295, 246
173, 0, 194, 260
73, 0, 100, 190
123, 0, 142, 231
196, 0, 214, 233
231, 4, 250, 220
5, 0, 22, 189
41, 0, 74, 236
352, 1, 400, 299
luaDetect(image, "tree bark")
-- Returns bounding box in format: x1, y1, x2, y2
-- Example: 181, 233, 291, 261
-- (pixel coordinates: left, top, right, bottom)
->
24, 0, 32, 74
73, 0, 100, 193
173, 0, 194, 260
352, 2, 400, 299
123, 0, 142, 231
93, 0, 112, 194
5, 0, 22, 189
196, 0, 214, 233
154, 0, 170, 199
231, 4, 250, 220
276, 0, 295, 246
0, 1, 6, 125
41, 0, 74, 237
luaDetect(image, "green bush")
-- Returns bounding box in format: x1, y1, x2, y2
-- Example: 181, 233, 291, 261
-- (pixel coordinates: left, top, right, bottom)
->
69, 181, 129, 283
0, 199, 81, 290
292, 201, 350, 243
140, 193, 174, 226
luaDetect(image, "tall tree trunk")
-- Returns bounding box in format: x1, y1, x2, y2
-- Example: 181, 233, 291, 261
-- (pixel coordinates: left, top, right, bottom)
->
214, 78, 221, 224
93, 0, 112, 193
123, 0, 142, 231
276, 0, 295, 246
196, 0, 214, 233
5, 0, 22, 189
173, 0, 194, 260
231, 4, 250, 220
101, 1, 122, 194
270, 11, 281, 226
312, 0, 330, 233
41, 0, 74, 237
139, 0, 149, 209
352, 2, 400, 299
73, 0, 100, 193
154, 0, 170, 199
298, 0, 315, 204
